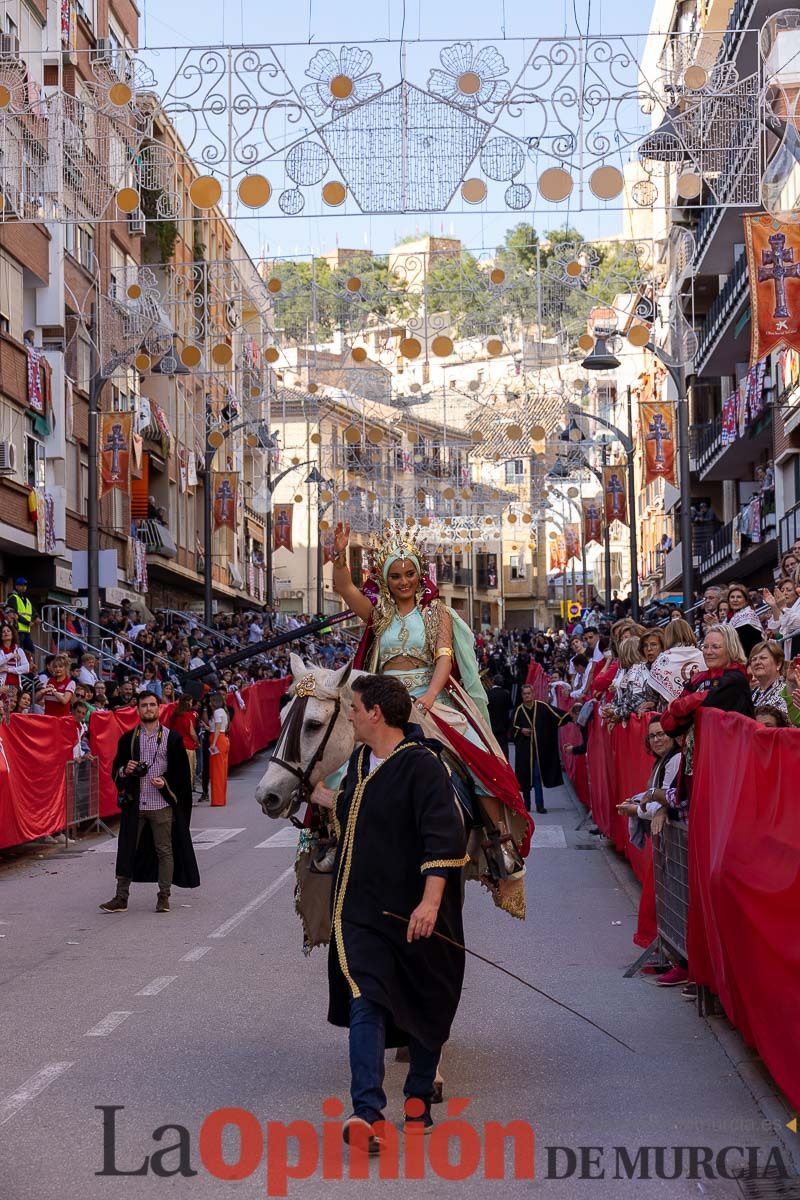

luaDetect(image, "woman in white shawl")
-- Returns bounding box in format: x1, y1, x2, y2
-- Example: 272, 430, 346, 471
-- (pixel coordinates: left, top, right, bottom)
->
647, 618, 706, 707
724, 582, 765, 658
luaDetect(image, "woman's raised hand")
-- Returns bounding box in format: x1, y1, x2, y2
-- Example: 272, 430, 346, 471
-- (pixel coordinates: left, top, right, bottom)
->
333, 522, 350, 556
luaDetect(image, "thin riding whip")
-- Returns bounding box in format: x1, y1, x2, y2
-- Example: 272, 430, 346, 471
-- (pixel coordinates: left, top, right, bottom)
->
382, 911, 636, 1055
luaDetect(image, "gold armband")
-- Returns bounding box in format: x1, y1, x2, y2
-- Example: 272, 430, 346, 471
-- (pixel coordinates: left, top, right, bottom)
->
435, 646, 454, 660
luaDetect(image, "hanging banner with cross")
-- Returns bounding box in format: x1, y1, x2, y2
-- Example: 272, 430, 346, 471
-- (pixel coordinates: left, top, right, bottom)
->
640, 400, 677, 486
548, 533, 567, 572
582, 497, 603, 546
564, 524, 581, 563
273, 503, 294, 552
212, 471, 238, 531
603, 465, 628, 527
744, 214, 800, 366
99, 412, 132, 499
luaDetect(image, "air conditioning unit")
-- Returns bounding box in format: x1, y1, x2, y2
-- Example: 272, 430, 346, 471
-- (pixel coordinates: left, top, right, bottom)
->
127, 209, 146, 236
0, 34, 20, 59
92, 37, 113, 63
0, 442, 17, 475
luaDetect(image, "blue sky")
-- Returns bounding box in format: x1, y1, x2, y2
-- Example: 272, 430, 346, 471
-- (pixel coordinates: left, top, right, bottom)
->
138, 0, 657, 258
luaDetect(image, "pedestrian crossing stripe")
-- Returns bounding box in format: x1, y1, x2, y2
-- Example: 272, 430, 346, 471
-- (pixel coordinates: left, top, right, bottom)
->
255, 827, 299, 848
89, 828, 246, 852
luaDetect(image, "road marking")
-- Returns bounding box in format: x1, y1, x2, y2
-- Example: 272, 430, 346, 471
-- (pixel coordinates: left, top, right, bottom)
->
85, 1011, 133, 1037
136, 975, 178, 997
532, 826, 568, 848
191, 827, 246, 848
181, 946, 211, 962
0, 1062, 74, 1127
209, 866, 294, 939
255, 827, 298, 848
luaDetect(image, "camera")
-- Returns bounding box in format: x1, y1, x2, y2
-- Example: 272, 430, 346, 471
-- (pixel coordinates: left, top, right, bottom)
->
129, 761, 150, 778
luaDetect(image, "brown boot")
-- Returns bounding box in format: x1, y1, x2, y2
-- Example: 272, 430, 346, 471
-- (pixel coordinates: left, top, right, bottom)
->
155, 893, 170, 913
99, 896, 128, 913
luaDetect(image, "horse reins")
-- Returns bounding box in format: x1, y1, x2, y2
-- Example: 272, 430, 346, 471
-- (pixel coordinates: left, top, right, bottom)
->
268, 694, 342, 824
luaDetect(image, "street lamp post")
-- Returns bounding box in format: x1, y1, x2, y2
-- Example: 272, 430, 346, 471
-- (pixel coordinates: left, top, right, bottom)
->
644, 343, 693, 609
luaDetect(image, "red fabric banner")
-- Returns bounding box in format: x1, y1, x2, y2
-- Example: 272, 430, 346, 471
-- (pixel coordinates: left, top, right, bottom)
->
88, 706, 141, 818
99, 412, 132, 498
688, 708, 800, 1110
744, 213, 800, 365
273, 503, 294, 552
212, 471, 238, 531
640, 400, 676, 486
603, 464, 627, 526
582, 497, 603, 546
227, 678, 291, 766
0, 715, 77, 848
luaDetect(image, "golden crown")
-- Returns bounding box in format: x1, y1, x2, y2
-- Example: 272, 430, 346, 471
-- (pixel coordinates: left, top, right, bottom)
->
370, 522, 429, 578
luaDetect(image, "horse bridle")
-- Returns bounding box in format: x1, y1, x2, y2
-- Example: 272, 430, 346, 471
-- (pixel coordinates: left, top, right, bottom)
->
268, 676, 342, 824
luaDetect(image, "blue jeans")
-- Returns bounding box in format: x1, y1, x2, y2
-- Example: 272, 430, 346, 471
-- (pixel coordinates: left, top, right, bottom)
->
532, 760, 544, 811
349, 996, 440, 1124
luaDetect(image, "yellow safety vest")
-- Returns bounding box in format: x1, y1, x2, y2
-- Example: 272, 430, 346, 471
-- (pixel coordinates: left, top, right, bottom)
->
9, 593, 32, 632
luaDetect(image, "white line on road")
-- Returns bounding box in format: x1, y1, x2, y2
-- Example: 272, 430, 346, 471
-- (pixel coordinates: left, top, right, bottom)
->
0, 1062, 74, 1127
254, 827, 299, 848
191, 827, 246, 848
208, 866, 294, 939
532, 826, 569, 848
85, 1011, 133, 1037
135, 976, 178, 996
180, 946, 211, 962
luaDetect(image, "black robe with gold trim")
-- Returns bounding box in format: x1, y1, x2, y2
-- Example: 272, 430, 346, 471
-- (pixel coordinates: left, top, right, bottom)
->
512, 700, 567, 794
327, 737, 467, 1051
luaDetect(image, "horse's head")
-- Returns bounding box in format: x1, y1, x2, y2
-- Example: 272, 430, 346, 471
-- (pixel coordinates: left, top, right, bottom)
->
255, 653, 360, 820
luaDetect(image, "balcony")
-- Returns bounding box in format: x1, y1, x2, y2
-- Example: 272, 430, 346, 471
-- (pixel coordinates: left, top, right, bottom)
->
135, 519, 178, 559
697, 500, 778, 584
0, 333, 29, 407
694, 252, 748, 373
691, 407, 773, 482
780, 499, 800, 555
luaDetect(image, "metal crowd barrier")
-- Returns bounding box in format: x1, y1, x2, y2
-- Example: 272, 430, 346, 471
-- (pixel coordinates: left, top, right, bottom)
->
64, 756, 113, 842
651, 819, 689, 962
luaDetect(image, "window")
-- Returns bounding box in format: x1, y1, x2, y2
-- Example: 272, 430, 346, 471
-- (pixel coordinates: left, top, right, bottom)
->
0, 315, 8, 335
79, 450, 89, 516
25, 431, 45, 491
78, 225, 94, 272
505, 459, 524, 484
510, 554, 526, 580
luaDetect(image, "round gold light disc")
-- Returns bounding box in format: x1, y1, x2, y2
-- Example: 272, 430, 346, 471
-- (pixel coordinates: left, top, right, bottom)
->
471, 430, 484, 442
238, 174, 271, 208
108, 81, 133, 107
676, 171, 702, 199
265, 346, 280, 363
208, 428, 225, 448
291, 455, 300, 465
458, 70, 481, 94
189, 175, 223, 209
567, 486, 579, 498
462, 178, 487, 205
367, 491, 377, 502
566, 259, 583, 278
211, 342, 233, 365
432, 335, 454, 357
116, 187, 140, 214
578, 333, 595, 352
337, 489, 350, 502
685, 65, 708, 90
538, 167, 574, 202
310, 432, 321, 444
344, 426, 361, 444
250, 386, 262, 398
367, 428, 383, 445
319, 520, 330, 532
346, 276, 361, 292
351, 346, 367, 362
490, 268, 505, 285
322, 181, 347, 206
420, 516, 430, 527
508, 513, 517, 524
522, 513, 532, 523
0, 85, 11, 108
416, 489, 426, 502
330, 74, 354, 99
531, 424, 546, 440
506, 424, 524, 440
181, 345, 202, 368
589, 165, 624, 201
486, 338, 503, 356
134, 352, 151, 371
246, 433, 258, 447
461, 488, 472, 499
443, 487, 456, 500
308, 382, 318, 394
267, 277, 282, 294
628, 323, 650, 347
294, 494, 303, 503
399, 337, 422, 359
406, 430, 418, 444
127, 283, 142, 300
321, 490, 333, 502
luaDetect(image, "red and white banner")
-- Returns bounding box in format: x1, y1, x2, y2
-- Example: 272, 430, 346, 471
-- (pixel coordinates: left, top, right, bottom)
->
583, 498, 603, 545
212, 471, 238, 531
273, 503, 294, 552
603, 465, 627, 526
99, 412, 132, 498
744, 214, 800, 365
640, 400, 677, 486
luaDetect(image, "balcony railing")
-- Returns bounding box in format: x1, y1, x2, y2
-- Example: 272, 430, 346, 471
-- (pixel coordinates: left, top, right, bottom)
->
135, 519, 178, 558
695, 252, 748, 369
697, 520, 734, 576
721, 0, 757, 61
690, 414, 724, 473
780, 499, 800, 556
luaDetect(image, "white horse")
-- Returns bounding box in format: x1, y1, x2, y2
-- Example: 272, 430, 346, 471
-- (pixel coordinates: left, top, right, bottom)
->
255, 654, 362, 820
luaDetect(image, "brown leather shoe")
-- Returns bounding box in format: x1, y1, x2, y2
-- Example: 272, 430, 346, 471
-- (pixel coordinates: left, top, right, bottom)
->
155, 893, 170, 913
99, 896, 127, 913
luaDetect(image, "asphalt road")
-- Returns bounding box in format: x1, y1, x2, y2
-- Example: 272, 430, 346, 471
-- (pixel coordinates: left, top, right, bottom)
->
0, 752, 793, 1199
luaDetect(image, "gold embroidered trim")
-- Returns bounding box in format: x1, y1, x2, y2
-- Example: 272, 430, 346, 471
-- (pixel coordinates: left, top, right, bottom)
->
420, 854, 470, 872
331, 742, 412, 998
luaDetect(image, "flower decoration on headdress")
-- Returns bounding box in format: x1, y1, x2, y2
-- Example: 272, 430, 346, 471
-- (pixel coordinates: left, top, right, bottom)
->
369, 522, 429, 582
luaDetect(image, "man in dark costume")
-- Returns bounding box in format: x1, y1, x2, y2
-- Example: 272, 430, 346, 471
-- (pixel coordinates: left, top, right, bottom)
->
487, 673, 513, 757
512, 683, 569, 815
100, 690, 199, 913
314, 673, 467, 1146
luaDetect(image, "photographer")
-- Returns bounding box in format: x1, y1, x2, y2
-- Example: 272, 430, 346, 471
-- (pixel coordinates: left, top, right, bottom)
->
99, 691, 199, 914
